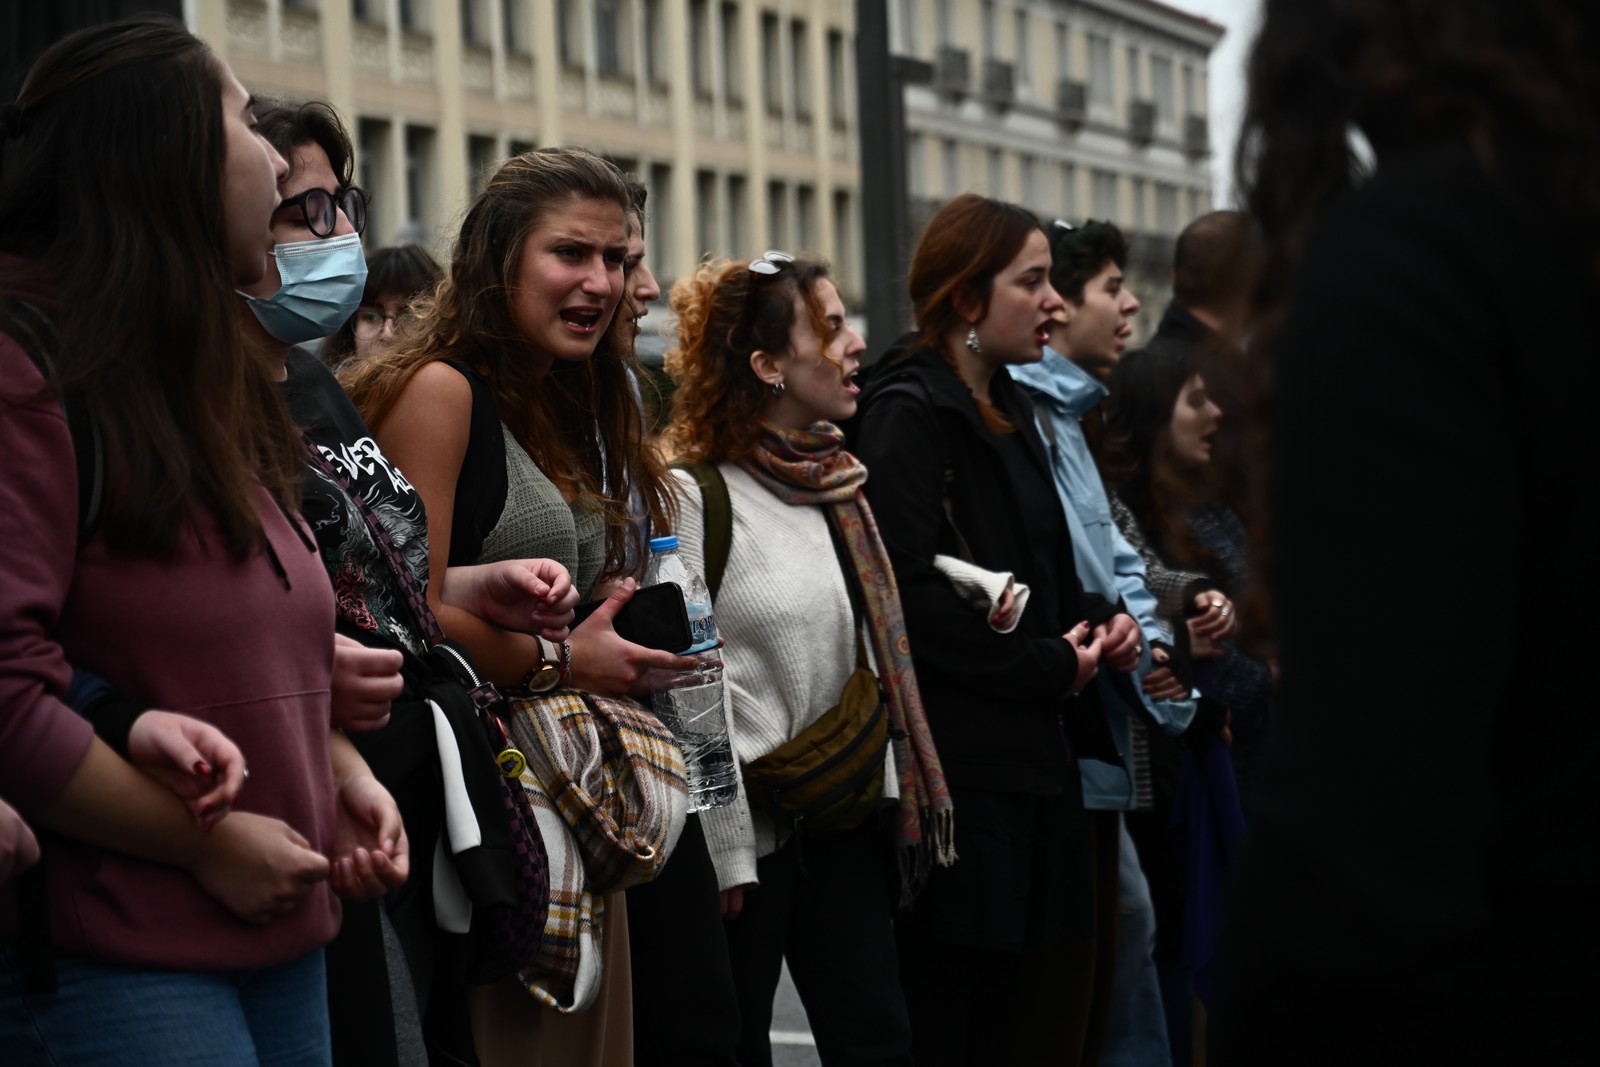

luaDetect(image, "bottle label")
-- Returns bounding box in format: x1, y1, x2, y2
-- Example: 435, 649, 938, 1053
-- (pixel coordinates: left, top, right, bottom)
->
684, 608, 719, 654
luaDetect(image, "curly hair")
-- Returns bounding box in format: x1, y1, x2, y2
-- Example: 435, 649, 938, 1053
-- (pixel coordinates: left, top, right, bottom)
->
661, 256, 836, 464
341, 146, 670, 582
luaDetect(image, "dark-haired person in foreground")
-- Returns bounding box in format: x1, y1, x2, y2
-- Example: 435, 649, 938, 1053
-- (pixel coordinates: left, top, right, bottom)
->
1214, 1, 1598, 1063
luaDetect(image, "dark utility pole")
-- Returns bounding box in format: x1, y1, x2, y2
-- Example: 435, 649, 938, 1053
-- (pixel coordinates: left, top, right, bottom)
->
854, 0, 929, 360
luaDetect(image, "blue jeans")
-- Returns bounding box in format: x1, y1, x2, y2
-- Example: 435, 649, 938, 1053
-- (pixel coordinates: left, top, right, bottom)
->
0, 941, 331, 1066
1100, 814, 1174, 1067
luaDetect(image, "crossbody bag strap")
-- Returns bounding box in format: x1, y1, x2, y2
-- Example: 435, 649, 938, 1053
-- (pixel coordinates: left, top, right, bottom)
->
301, 437, 444, 646
824, 514, 871, 671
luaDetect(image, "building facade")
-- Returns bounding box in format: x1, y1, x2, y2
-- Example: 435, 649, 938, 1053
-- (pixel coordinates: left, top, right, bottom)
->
891, 0, 1225, 340
199, 0, 863, 305
193, 0, 1221, 334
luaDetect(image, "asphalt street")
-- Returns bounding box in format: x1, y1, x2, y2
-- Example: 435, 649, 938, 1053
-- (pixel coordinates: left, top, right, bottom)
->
770, 963, 821, 1067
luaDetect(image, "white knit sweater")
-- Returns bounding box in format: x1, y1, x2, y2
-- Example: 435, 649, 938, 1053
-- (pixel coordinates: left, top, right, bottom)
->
669, 464, 896, 890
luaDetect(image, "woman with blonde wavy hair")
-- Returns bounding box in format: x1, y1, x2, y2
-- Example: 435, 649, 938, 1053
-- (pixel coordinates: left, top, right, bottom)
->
661, 253, 949, 1067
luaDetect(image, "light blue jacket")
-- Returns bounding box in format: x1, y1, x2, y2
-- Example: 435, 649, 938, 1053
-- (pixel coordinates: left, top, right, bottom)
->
1011, 350, 1197, 810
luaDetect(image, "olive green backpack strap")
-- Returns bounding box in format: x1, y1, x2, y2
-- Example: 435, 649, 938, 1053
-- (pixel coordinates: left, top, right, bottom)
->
672, 460, 731, 600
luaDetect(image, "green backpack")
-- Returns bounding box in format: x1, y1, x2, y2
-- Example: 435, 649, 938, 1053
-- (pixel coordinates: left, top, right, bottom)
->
674, 461, 890, 835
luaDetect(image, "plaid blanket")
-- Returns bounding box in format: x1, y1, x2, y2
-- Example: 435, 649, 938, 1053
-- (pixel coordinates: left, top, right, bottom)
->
506, 689, 688, 1011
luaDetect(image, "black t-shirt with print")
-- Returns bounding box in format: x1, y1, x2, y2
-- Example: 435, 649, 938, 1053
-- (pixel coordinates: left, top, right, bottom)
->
282, 345, 430, 656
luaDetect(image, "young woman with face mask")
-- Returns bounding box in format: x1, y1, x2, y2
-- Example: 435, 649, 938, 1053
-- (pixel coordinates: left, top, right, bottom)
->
343, 146, 688, 1067
0, 16, 358, 1062
851, 193, 1120, 1067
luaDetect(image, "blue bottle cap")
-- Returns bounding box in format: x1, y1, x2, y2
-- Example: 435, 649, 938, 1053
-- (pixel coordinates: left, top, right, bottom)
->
648, 535, 679, 552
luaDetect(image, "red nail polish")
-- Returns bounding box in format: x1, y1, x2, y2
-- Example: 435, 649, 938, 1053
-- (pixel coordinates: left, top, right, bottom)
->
193, 760, 211, 776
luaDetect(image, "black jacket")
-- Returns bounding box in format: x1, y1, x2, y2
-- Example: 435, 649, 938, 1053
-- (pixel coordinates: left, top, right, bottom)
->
852, 340, 1112, 794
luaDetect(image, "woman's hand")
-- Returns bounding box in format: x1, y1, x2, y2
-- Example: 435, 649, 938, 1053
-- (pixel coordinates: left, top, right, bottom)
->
1190, 592, 1238, 642
568, 578, 700, 697
720, 885, 749, 921
1095, 613, 1143, 673
1063, 621, 1105, 697
989, 583, 1020, 631
0, 798, 40, 885
126, 711, 247, 832
442, 559, 580, 641
188, 811, 330, 923
329, 774, 410, 902
1140, 647, 1190, 702
331, 633, 404, 732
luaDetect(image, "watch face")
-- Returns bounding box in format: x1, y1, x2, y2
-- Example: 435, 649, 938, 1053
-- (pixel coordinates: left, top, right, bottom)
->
531, 663, 562, 691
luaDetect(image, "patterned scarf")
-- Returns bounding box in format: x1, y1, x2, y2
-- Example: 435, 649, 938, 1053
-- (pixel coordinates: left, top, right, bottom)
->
740, 422, 955, 899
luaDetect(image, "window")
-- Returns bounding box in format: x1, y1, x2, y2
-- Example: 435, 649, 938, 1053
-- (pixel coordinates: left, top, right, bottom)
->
895, 0, 919, 57
557, 0, 580, 66
908, 132, 927, 198
358, 119, 390, 240
938, 0, 955, 47
1059, 162, 1078, 217
398, 0, 425, 33
827, 31, 849, 126
988, 148, 1004, 198
797, 184, 815, 252
1156, 183, 1179, 234
503, 0, 527, 54
690, 1, 712, 95
721, 2, 741, 104
1055, 21, 1070, 79
728, 174, 747, 257
1088, 34, 1112, 108
1092, 169, 1118, 220
404, 125, 436, 240
768, 181, 788, 249
791, 20, 811, 118
1152, 55, 1173, 119
649, 163, 673, 268
1181, 62, 1196, 114
696, 170, 717, 259
1014, 9, 1030, 91
832, 190, 853, 293
1125, 44, 1141, 103
642, 0, 663, 82
943, 138, 961, 197
981, 1, 997, 59
762, 14, 782, 112
1131, 176, 1146, 231
352, 0, 380, 25
597, 0, 629, 78
1020, 154, 1037, 207
461, 0, 487, 46
468, 135, 499, 194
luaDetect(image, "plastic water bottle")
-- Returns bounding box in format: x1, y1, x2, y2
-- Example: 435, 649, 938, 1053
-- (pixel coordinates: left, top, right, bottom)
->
642, 535, 737, 811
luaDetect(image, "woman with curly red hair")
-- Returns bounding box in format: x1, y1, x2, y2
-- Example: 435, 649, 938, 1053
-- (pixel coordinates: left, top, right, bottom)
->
661, 253, 948, 1067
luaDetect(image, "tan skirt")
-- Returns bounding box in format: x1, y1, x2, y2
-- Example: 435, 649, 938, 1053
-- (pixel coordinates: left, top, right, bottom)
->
468, 891, 633, 1067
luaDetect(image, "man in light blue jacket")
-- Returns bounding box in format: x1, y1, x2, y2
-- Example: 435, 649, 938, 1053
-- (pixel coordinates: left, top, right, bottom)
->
1012, 219, 1196, 1067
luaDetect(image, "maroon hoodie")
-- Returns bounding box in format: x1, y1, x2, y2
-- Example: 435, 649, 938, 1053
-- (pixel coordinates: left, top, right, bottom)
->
0, 277, 340, 969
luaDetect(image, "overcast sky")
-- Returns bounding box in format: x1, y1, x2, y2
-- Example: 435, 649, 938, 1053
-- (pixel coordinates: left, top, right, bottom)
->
1172, 0, 1262, 207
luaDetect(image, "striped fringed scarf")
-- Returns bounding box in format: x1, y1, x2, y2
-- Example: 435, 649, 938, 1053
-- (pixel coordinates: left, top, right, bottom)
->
506, 689, 689, 1010
740, 421, 956, 903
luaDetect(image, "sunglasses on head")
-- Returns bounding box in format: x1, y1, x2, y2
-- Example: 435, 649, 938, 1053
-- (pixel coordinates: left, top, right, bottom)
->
279, 185, 368, 238
748, 249, 795, 276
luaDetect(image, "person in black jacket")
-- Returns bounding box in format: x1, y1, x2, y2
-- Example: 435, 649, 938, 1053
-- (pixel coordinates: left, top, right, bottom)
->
853, 193, 1141, 1067
1213, 1, 1600, 1063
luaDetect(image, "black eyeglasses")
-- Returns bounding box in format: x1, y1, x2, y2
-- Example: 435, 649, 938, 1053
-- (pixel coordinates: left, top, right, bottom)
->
352, 306, 416, 340
279, 185, 368, 238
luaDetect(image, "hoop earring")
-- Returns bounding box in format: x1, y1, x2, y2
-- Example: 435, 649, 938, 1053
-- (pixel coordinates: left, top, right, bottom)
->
965, 327, 982, 354
770, 378, 785, 398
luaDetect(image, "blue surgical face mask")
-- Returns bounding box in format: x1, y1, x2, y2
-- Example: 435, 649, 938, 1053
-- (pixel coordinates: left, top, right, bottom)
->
240, 232, 368, 344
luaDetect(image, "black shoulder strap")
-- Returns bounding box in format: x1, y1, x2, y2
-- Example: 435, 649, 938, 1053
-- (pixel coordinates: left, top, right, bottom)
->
672, 460, 731, 601
1, 297, 103, 546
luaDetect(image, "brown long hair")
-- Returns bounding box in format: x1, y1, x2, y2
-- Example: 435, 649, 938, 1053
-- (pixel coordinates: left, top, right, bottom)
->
341, 146, 669, 579
662, 256, 836, 464
0, 14, 301, 559
902, 193, 1043, 431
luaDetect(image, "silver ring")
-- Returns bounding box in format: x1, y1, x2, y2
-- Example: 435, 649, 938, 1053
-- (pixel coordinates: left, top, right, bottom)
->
242, 768, 250, 782
1219, 606, 1232, 617
1210, 598, 1224, 609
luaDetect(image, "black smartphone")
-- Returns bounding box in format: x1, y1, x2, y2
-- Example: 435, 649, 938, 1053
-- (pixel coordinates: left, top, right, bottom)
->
571, 582, 694, 653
